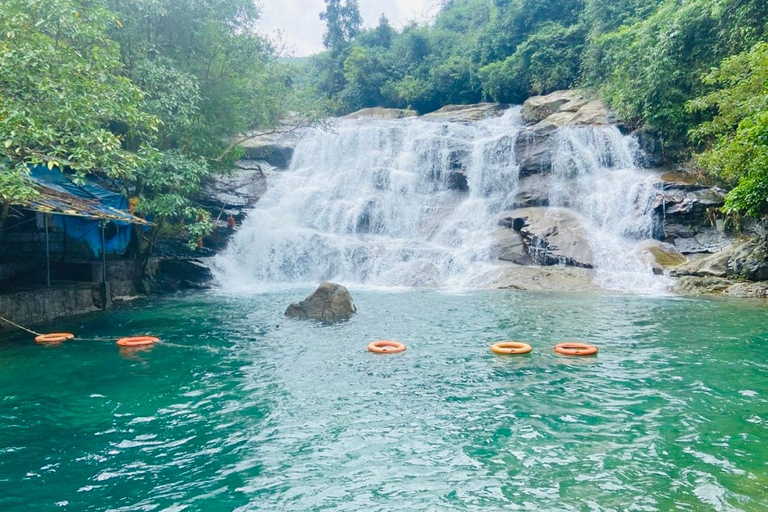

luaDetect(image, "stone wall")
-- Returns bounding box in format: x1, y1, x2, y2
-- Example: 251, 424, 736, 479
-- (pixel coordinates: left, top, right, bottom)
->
0, 284, 101, 329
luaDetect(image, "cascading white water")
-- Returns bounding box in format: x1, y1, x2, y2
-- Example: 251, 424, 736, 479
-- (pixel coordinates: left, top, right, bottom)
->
548, 127, 669, 292
215, 108, 670, 293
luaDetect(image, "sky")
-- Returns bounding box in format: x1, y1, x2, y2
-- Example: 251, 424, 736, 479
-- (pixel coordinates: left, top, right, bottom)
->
257, 0, 437, 57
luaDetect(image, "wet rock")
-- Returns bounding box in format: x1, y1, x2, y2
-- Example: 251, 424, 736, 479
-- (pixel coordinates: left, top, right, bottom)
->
499, 207, 593, 268
153, 258, 214, 293
651, 174, 732, 253
513, 174, 551, 207
727, 239, 768, 281
285, 282, 356, 322
422, 103, 507, 122
479, 264, 599, 292
241, 143, 293, 169
672, 230, 733, 254
514, 122, 557, 176
447, 170, 469, 192
493, 227, 532, 265
671, 250, 731, 278
239, 127, 306, 169
522, 90, 613, 126
637, 240, 687, 269
344, 107, 417, 119
723, 282, 768, 298
632, 127, 664, 167
200, 163, 267, 212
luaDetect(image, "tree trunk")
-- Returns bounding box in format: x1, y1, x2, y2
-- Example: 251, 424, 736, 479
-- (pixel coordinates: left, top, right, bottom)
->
140, 222, 162, 278
0, 200, 10, 232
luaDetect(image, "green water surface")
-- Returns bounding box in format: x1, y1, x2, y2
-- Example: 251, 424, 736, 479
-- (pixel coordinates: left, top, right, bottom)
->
1, 290, 767, 511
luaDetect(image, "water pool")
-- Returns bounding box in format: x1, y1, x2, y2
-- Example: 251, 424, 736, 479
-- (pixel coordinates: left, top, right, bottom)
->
1, 290, 767, 511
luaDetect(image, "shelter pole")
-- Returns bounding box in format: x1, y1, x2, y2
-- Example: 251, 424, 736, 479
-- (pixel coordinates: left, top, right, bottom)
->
44, 214, 51, 288
101, 221, 110, 309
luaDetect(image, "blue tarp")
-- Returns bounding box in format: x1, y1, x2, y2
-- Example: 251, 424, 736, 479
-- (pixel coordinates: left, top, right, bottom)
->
27, 166, 135, 257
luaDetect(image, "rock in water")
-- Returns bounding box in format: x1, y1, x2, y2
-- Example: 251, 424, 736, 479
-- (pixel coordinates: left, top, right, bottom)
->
285, 282, 357, 321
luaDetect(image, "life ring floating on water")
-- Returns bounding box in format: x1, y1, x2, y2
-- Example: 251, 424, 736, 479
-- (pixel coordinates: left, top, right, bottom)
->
554, 342, 598, 357
116, 336, 160, 347
35, 333, 75, 344
490, 341, 532, 355
367, 340, 406, 354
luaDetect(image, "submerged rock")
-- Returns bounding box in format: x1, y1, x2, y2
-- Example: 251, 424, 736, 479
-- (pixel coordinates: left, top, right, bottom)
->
285, 282, 357, 321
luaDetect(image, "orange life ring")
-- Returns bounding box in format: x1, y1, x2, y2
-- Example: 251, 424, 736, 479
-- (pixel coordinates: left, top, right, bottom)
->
554, 342, 598, 357
116, 336, 160, 347
490, 341, 532, 355
367, 340, 406, 354
35, 333, 75, 344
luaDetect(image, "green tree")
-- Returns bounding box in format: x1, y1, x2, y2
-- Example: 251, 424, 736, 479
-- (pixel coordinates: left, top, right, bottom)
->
689, 42, 768, 216
320, 0, 363, 50
0, 0, 156, 228
106, 0, 297, 247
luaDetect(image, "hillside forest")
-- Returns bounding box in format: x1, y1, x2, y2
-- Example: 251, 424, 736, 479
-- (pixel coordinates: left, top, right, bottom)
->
1, 0, 767, 246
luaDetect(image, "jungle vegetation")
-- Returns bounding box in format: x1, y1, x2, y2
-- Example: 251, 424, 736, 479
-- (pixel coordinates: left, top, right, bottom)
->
1, 0, 767, 227
0, 0, 306, 243
313, 0, 768, 216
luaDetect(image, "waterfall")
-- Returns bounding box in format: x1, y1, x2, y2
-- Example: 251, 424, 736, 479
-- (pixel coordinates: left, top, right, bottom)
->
214, 108, 670, 293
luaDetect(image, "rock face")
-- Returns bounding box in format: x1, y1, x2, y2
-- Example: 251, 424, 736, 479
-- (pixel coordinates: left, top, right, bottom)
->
651, 172, 732, 254
200, 161, 267, 215
239, 127, 307, 169
344, 107, 417, 120
672, 238, 768, 281
514, 122, 558, 176
422, 103, 507, 122
153, 259, 214, 292
522, 90, 614, 126
513, 174, 551, 208
498, 207, 594, 268
513, 90, 615, 176
285, 282, 357, 321
492, 227, 532, 265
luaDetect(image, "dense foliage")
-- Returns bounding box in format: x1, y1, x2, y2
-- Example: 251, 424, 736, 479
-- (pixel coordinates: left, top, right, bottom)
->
0, 0, 300, 243
311, 0, 768, 215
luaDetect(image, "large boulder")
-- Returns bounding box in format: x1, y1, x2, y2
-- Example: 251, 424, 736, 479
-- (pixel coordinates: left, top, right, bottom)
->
670, 238, 768, 282
498, 207, 594, 268
422, 103, 507, 122
285, 282, 357, 321
727, 239, 768, 281
671, 250, 731, 278
636, 240, 686, 274
522, 90, 613, 126
238, 126, 306, 169
344, 107, 417, 120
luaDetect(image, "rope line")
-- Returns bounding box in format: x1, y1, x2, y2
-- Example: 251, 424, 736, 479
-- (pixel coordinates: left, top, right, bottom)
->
0, 315, 41, 337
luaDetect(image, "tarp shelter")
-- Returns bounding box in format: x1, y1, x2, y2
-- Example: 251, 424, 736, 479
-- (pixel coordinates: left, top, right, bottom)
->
24, 165, 150, 257
10, 165, 151, 291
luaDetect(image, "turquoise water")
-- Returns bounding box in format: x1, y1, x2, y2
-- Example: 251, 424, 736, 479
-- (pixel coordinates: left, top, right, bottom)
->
1, 290, 767, 511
